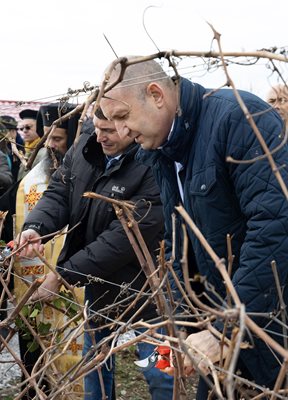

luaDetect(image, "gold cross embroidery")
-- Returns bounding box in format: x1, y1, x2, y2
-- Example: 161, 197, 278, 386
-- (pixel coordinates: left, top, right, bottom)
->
24, 184, 43, 211
68, 340, 83, 356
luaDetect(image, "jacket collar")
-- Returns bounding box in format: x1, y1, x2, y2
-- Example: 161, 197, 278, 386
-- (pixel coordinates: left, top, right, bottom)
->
82, 133, 104, 167
103, 142, 139, 175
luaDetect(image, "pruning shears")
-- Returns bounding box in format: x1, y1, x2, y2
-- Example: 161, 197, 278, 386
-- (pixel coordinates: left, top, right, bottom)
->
134, 345, 171, 371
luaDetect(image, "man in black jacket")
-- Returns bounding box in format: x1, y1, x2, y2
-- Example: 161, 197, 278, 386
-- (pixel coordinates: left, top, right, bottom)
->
17, 109, 173, 400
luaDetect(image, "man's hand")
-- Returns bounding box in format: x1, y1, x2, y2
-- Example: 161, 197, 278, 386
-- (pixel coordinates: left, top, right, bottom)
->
30, 271, 62, 302
162, 330, 228, 377
182, 329, 228, 376
15, 229, 44, 257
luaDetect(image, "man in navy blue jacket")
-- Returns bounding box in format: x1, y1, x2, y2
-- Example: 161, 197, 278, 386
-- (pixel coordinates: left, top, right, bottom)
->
100, 57, 288, 396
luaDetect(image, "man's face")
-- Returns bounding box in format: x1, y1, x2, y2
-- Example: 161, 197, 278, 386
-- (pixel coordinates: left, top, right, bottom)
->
94, 117, 134, 156
44, 126, 68, 155
18, 118, 38, 143
267, 88, 288, 122
100, 86, 171, 150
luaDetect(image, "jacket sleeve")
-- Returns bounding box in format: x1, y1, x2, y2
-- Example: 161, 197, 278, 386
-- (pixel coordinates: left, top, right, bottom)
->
23, 146, 74, 235
0, 151, 13, 192
223, 104, 288, 324
57, 168, 164, 285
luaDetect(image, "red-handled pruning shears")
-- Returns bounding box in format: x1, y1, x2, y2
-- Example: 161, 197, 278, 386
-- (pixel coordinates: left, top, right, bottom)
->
134, 345, 171, 371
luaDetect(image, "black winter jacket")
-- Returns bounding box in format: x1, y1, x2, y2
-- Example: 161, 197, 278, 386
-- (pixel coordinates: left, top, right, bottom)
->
24, 132, 164, 323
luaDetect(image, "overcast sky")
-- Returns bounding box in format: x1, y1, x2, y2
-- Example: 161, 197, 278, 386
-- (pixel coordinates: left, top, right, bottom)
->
1, 0, 287, 104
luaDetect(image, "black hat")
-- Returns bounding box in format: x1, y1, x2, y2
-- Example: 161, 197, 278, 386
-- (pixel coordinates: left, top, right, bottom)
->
19, 109, 38, 120
37, 102, 80, 150
0, 115, 18, 130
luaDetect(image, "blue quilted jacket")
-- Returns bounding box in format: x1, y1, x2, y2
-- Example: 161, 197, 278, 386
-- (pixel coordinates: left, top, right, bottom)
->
137, 78, 288, 386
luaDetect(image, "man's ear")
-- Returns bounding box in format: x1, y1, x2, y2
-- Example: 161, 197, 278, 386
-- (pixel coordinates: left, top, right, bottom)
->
146, 83, 164, 108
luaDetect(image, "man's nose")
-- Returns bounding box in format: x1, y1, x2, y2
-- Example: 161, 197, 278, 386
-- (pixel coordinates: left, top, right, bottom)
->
96, 131, 107, 143
114, 120, 130, 138
46, 138, 56, 149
